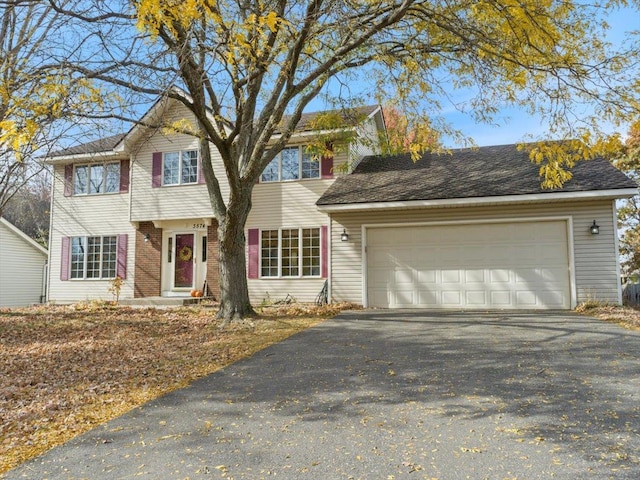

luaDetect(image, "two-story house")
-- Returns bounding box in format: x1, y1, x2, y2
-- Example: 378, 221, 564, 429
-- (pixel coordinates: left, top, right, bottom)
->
45, 97, 385, 305
46, 96, 637, 309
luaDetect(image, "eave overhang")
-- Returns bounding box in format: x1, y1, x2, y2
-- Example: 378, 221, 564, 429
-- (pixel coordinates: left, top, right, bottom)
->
44, 151, 128, 165
317, 188, 639, 213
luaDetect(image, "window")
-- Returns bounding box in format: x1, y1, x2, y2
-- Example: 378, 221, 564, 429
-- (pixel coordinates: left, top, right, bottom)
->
163, 150, 198, 185
261, 230, 279, 277
73, 162, 120, 195
260, 228, 321, 277
70, 236, 117, 279
302, 228, 321, 276
202, 236, 207, 262
281, 229, 299, 276
261, 146, 319, 182
301, 150, 320, 179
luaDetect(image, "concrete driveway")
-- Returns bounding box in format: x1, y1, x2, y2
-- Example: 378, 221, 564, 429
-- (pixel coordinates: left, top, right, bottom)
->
4, 310, 640, 479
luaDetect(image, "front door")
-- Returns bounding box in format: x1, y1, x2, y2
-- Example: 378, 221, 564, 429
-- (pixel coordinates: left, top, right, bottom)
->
174, 233, 195, 289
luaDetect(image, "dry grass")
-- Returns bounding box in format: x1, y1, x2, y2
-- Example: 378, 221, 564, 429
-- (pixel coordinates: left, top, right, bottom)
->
0, 301, 354, 474
576, 303, 640, 330
4, 300, 634, 475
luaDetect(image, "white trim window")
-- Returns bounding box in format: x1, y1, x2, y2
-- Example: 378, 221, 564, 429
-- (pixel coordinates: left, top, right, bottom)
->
70, 235, 117, 279
261, 146, 319, 182
74, 162, 120, 195
260, 228, 321, 277
163, 150, 198, 186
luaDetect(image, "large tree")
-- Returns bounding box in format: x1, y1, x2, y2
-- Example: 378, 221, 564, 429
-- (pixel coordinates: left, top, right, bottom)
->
2, 168, 50, 246
615, 119, 640, 277
57, 0, 639, 319
0, 0, 101, 216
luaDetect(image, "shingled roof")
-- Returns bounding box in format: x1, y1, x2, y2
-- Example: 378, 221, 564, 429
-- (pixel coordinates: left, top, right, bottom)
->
317, 143, 637, 207
48, 133, 126, 158
279, 105, 380, 133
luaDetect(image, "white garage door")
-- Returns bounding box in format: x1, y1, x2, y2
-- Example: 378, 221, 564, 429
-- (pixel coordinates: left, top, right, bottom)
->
366, 221, 571, 309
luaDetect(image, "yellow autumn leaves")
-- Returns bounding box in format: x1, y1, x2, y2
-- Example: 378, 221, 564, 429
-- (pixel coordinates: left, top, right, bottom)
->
135, 0, 286, 66
0, 74, 101, 160
520, 134, 625, 188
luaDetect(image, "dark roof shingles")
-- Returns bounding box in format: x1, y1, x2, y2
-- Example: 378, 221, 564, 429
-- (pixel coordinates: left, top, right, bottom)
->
49, 105, 378, 158
48, 134, 126, 158
278, 105, 379, 133
317, 144, 637, 206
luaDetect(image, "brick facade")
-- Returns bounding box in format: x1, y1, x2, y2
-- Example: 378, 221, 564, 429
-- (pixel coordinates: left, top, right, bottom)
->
206, 222, 220, 299
134, 222, 162, 298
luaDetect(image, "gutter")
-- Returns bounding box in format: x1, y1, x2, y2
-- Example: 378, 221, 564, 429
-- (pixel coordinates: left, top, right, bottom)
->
317, 188, 639, 212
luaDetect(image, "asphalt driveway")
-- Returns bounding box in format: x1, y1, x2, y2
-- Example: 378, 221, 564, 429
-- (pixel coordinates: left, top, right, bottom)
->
4, 310, 640, 479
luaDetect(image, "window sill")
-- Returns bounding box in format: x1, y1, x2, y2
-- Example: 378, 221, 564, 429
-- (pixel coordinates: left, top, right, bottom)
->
257, 276, 322, 280
72, 191, 120, 197
69, 277, 117, 281
258, 177, 323, 184
160, 182, 200, 187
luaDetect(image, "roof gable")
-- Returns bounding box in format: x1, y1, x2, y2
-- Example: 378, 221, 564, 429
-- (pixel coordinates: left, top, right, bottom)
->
0, 217, 48, 256
317, 143, 638, 206
47, 98, 382, 161
277, 105, 381, 134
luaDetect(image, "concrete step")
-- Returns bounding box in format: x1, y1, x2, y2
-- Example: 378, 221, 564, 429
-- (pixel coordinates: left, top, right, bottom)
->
119, 296, 217, 307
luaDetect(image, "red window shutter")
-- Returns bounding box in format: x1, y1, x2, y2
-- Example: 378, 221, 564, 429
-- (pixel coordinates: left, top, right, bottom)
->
247, 229, 259, 279
117, 234, 128, 279
152, 152, 162, 187
60, 237, 70, 280
321, 156, 333, 179
63, 164, 73, 197
120, 160, 130, 193
321, 225, 328, 278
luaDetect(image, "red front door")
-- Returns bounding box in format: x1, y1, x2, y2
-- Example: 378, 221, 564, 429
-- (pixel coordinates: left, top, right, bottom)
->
174, 233, 194, 288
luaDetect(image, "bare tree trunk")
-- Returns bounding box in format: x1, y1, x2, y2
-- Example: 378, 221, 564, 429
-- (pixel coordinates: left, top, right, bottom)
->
216, 216, 255, 324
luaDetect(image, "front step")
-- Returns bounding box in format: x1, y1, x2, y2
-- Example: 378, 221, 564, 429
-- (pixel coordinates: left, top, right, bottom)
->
119, 296, 217, 307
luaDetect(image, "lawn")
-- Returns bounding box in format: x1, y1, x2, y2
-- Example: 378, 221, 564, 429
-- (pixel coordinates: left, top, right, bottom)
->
0, 301, 349, 474
575, 303, 640, 330
1, 301, 638, 475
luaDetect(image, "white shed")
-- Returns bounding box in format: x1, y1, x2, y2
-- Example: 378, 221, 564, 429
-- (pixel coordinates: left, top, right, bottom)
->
0, 217, 48, 307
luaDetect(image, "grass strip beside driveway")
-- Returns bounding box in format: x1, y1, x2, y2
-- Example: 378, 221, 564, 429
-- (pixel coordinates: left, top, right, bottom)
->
0, 302, 343, 474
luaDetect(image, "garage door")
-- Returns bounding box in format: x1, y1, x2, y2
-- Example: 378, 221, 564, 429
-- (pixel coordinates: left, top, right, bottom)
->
366, 221, 571, 309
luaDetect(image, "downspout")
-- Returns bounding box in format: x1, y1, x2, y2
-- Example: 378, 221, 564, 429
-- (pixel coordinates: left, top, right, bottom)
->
44, 165, 56, 303
40, 261, 48, 304
613, 200, 623, 305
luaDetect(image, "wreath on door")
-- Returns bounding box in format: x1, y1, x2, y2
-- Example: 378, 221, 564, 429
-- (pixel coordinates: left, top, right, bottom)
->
178, 245, 193, 262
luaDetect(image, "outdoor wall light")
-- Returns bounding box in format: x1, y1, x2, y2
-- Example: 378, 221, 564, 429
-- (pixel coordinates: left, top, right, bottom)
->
590, 220, 600, 235
341, 229, 349, 242
143, 233, 150, 243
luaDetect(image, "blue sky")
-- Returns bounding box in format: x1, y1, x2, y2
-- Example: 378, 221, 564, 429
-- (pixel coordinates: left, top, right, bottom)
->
438, 5, 640, 147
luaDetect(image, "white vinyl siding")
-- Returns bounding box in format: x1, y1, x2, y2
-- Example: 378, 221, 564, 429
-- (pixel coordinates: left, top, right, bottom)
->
330, 200, 621, 307
48, 163, 136, 303
130, 106, 217, 222
349, 115, 383, 168
0, 220, 47, 307
247, 167, 336, 303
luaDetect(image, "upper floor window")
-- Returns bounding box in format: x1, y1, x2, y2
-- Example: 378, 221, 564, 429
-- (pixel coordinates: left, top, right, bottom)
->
163, 150, 198, 186
261, 146, 319, 183
73, 162, 120, 195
